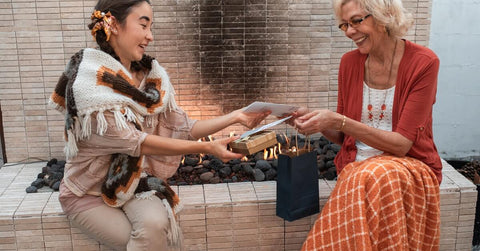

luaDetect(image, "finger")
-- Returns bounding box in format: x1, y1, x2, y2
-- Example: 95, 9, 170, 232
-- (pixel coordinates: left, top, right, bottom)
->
298, 112, 316, 121
225, 135, 240, 144
221, 152, 244, 162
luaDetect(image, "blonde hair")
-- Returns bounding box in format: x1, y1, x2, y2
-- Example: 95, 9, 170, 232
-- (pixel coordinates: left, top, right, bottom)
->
333, 0, 414, 38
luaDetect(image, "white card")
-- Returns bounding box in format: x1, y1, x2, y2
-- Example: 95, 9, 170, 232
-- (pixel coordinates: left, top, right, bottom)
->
243, 101, 299, 117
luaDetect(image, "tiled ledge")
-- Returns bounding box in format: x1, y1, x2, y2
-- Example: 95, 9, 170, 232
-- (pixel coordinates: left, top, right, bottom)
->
0, 160, 476, 251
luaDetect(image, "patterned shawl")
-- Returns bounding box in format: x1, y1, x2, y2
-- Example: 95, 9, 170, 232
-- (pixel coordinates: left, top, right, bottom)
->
50, 48, 183, 246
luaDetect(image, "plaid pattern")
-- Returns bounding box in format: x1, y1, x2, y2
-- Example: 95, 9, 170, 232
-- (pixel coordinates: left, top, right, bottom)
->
302, 155, 440, 251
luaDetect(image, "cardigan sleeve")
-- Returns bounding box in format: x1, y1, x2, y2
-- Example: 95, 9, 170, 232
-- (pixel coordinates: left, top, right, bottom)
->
394, 54, 439, 142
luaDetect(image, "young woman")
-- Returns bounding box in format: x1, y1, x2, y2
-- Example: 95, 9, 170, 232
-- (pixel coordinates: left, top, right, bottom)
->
50, 0, 269, 249
293, 0, 442, 250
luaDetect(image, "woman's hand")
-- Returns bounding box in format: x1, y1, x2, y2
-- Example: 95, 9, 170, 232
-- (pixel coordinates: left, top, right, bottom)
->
294, 109, 339, 135
233, 108, 271, 129
284, 106, 308, 126
208, 136, 244, 162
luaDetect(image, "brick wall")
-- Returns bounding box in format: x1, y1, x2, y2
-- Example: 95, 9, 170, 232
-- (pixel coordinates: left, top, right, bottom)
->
0, 0, 432, 163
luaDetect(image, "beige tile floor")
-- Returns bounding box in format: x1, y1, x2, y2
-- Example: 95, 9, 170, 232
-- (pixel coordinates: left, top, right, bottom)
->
0, 160, 476, 251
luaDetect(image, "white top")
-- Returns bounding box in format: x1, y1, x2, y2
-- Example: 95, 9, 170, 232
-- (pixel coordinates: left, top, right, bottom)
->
355, 82, 395, 162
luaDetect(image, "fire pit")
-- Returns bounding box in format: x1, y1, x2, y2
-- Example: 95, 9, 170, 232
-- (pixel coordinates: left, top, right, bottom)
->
26, 135, 340, 193
167, 134, 340, 186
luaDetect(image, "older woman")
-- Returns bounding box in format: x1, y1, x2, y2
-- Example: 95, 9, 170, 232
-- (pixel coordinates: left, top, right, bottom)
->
294, 0, 442, 250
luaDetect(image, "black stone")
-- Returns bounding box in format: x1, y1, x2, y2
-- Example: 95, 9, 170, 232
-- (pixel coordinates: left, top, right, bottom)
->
219, 166, 232, 178
51, 181, 61, 191
255, 160, 271, 172
26, 186, 38, 193
253, 168, 265, 181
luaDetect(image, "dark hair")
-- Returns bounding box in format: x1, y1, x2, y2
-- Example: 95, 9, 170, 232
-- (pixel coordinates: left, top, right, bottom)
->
88, 0, 153, 71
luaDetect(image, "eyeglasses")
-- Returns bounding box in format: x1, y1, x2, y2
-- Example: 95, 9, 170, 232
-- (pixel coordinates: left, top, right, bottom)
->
338, 14, 371, 31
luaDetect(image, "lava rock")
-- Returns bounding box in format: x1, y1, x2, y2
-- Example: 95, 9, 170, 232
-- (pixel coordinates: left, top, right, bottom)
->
208, 158, 224, 171
330, 144, 341, 153
200, 172, 214, 182
51, 181, 61, 191
255, 160, 271, 172
317, 160, 327, 171
253, 169, 265, 181
265, 168, 277, 180
241, 163, 254, 175
271, 158, 278, 169
31, 178, 44, 188
254, 152, 264, 162
179, 166, 194, 174
26, 186, 38, 193
195, 167, 210, 175
228, 159, 241, 165
232, 163, 242, 173
184, 156, 199, 166
325, 150, 336, 160
209, 176, 221, 184
219, 166, 232, 178
326, 160, 335, 169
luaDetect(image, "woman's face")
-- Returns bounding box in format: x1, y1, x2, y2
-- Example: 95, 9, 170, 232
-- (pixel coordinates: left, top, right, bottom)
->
112, 1, 153, 65
340, 1, 386, 54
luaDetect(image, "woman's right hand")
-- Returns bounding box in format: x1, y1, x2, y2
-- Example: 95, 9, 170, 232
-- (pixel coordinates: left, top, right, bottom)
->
208, 136, 244, 162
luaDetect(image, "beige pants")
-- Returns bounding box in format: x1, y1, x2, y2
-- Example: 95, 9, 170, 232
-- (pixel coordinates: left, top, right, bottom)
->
69, 196, 169, 251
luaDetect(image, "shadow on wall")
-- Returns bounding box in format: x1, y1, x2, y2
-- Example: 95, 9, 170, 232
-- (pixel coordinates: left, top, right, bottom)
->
198, 2, 270, 113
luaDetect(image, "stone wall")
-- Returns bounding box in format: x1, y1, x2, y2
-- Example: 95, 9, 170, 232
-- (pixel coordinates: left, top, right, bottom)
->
0, 0, 432, 162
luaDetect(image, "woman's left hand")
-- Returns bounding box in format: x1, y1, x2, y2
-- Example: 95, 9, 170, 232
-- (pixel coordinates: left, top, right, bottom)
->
234, 109, 271, 129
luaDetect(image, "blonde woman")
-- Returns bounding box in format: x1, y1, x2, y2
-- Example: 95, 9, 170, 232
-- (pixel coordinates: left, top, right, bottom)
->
293, 0, 442, 250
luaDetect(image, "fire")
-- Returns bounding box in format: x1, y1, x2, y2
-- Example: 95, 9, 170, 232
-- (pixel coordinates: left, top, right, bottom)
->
181, 156, 185, 165
263, 145, 280, 160
283, 133, 290, 148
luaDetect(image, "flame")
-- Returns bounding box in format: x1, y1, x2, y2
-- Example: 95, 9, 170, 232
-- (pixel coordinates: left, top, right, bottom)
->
181, 156, 185, 165
208, 135, 213, 142
277, 143, 282, 154
241, 156, 248, 161
283, 133, 290, 148
291, 146, 297, 152
198, 153, 204, 164
263, 146, 279, 160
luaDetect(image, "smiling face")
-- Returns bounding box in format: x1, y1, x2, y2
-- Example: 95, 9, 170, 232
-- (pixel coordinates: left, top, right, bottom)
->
110, 1, 153, 68
340, 1, 387, 54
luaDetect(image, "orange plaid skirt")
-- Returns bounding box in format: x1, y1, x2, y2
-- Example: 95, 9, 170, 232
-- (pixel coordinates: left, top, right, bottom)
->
302, 155, 440, 251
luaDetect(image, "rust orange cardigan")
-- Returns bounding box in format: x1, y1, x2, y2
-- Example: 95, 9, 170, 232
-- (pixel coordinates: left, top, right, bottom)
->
334, 40, 443, 183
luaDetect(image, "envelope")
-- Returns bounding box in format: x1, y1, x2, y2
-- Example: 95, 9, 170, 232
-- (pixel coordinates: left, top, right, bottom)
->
243, 102, 299, 117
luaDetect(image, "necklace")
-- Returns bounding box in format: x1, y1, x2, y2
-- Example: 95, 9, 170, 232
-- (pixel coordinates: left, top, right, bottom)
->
366, 39, 397, 124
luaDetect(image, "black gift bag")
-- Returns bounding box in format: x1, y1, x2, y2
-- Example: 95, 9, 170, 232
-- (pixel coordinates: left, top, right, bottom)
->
276, 149, 319, 221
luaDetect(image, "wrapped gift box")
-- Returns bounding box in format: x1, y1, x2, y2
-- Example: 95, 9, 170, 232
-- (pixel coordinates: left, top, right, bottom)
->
229, 131, 278, 155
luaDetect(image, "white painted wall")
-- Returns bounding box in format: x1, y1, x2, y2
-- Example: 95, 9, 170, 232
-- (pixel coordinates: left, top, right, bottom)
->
430, 0, 480, 159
